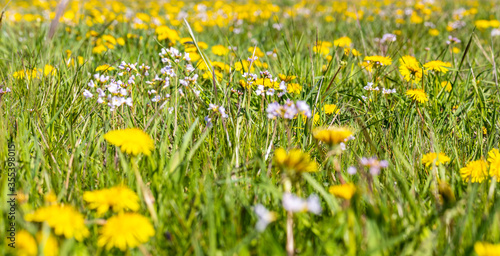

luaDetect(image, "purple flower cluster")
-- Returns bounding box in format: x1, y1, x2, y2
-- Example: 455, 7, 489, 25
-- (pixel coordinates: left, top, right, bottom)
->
266, 100, 311, 120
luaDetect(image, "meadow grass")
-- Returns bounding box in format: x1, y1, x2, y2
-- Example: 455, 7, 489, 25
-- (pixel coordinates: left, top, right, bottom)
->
1, 0, 500, 255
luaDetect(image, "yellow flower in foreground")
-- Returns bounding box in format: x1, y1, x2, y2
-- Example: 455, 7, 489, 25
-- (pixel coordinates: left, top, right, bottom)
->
95, 64, 115, 72
83, 185, 140, 216
487, 148, 500, 179
104, 128, 154, 156
274, 148, 318, 173
313, 127, 353, 147
25, 205, 89, 241
35, 232, 59, 256
406, 89, 428, 103
14, 230, 38, 256
399, 55, 423, 82
460, 160, 488, 183
323, 104, 340, 115
329, 183, 356, 200
474, 241, 500, 256
421, 152, 451, 168
424, 60, 452, 73
98, 213, 155, 251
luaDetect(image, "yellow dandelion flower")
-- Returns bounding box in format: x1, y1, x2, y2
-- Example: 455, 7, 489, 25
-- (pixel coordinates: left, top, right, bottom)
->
104, 128, 154, 156
429, 29, 440, 36
97, 213, 155, 251
323, 104, 340, 115
406, 89, 428, 103
35, 232, 59, 256
43, 65, 56, 77
329, 183, 356, 200
95, 64, 115, 72
421, 152, 451, 167
474, 242, 500, 256
487, 148, 500, 179
84, 185, 140, 216
313, 113, 320, 125
441, 81, 452, 92
279, 74, 296, 82
274, 148, 318, 174
155, 26, 180, 43
93, 44, 107, 54
247, 47, 265, 57
44, 192, 57, 204
344, 48, 362, 56
25, 204, 89, 241
313, 127, 353, 147
14, 230, 38, 256
424, 60, 452, 73
333, 36, 352, 48
211, 45, 229, 56
255, 78, 280, 89
399, 55, 423, 82
460, 160, 488, 183
287, 83, 302, 94
362, 55, 392, 72
313, 44, 330, 56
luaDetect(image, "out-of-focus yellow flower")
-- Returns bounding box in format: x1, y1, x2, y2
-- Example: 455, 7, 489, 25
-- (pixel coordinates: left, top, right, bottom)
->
98, 213, 155, 251
313, 113, 320, 125
406, 89, 428, 103
333, 36, 352, 48
323, 104, 340, 115
14, 230, 38, 256
329, 183, 356, 200
248, 47, 265, 57
155, 26, 180, 44
287, 83, 302, 94
25, 205, 89, 241
84, 185, 140, 216
429, 29, 440, 36
211, 45, 229, 56
421, 152, 451, 168
460, 160, 488, 183
255, 78, 280, 89
35, 232, 59, 256
474, 241, 500, 256
95, 64, 115, 72
44, 192, 57, 204
313, 127, 353, 146
279, 74, 296, 82
424, 60, 452, 73
13, 69, 40, 80
104, 128, 155, 156
274, 148, 318, 173
441, 81, 452, 92
93, 44, 107, 54
487, 148, 500, 179
43, 65, 56, 76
